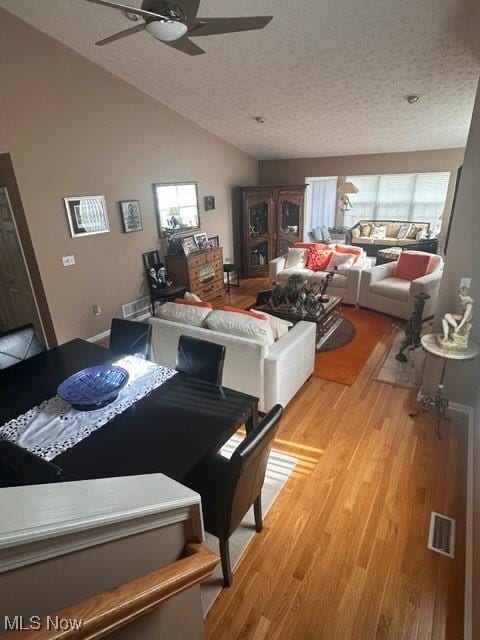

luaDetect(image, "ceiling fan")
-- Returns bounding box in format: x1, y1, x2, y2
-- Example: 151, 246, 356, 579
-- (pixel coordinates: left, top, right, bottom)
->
85, 0, 273, 56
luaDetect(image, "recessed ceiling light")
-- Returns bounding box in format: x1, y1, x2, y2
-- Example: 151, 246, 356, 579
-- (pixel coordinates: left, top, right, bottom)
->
406, 94, 420, 104
254, 116, 266, 123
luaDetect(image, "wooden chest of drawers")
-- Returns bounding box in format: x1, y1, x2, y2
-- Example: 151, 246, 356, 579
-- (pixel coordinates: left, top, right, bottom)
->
165, 248, 226, 304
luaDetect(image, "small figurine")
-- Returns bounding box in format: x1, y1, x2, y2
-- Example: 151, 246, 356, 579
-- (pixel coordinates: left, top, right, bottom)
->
438, 286, 475, 349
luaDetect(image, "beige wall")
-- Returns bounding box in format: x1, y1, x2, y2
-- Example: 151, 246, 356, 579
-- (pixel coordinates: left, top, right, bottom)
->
258, 149, 464, 184
0, 9, 257, 344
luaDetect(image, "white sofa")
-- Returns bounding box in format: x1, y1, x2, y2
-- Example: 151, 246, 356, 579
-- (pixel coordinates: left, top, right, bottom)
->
148, 316, 316, 413
269, 245, 367, 305
358, 254, 444, 320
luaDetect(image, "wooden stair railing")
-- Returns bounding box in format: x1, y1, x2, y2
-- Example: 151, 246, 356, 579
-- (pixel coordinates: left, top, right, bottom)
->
3, 543, 219, 640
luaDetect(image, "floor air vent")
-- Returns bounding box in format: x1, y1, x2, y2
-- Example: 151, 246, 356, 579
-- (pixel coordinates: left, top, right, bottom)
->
428, 512, 455, 558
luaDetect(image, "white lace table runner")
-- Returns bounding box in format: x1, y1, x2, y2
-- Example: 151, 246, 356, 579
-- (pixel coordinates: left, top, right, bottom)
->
0, 356, 176, 461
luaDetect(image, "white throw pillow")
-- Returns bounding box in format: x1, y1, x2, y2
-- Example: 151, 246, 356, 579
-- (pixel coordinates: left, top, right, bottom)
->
206, 310, 275, 346
397, 224, 412, 240
255, 311, 292, 340
327, 252, 355, 271
284, 247, 308, 269
156, 302, 212, 327
371, 225, 387, 239
416, 228, 427, 241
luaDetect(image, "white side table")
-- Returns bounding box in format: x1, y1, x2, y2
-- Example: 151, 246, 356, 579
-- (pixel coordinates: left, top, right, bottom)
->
417, 333, 479, 437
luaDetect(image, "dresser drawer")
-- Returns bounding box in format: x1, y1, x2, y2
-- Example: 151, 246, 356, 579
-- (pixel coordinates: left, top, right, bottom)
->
206, 249, 222, 263
187, 253, 206, 269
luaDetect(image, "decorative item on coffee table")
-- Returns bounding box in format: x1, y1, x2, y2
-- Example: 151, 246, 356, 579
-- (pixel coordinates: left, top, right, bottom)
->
254, 274, 350, 351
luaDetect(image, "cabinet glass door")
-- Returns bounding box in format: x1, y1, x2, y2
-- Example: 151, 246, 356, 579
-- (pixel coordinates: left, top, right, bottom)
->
277, 193, 304, 256
244, 193, 274, 273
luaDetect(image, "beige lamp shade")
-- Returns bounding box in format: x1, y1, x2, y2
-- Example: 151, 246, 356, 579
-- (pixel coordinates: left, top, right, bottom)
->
340, 181, 359, 194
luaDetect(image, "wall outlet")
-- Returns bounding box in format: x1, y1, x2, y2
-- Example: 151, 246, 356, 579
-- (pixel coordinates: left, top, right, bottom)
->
62, 255, 75, 267
93, 305, 102, 316
460, 277, 471, 290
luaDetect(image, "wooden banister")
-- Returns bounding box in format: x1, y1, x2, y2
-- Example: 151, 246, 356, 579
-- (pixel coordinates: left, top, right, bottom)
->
3, 543, 218, 640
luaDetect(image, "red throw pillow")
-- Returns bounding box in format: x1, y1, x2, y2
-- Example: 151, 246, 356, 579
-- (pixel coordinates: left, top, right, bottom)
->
174, 298, 213, 309
307, 248, 333, 271
223, 305, 267, 320
293, 242, 329, 250
335, 244, 362, 264
394, 251, 432, 281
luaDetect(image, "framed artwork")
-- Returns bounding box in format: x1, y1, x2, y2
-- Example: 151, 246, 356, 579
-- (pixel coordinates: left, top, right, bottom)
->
204, 195, 215, 211
64, 195, 109, 238
181, 235, 197, 256
194, 232, 209, 249
120, 200, 143, 233
208, 235, 219, 247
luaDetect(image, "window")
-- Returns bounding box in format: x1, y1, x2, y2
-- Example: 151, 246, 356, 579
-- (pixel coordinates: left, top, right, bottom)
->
344, 172, 450, 231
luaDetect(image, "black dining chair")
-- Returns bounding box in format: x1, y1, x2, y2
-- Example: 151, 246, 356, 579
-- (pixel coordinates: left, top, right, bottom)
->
0, 323, 45, 371
109, 318, 152, 360
0, 440, 66, 488
176, 335, 226, 385
183, 404, 283, 586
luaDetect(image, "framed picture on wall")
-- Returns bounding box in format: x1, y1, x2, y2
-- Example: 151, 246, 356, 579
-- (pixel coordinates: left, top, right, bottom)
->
64, 195, 109, 238
120, 200, 143, 233
204, 195, 215, 211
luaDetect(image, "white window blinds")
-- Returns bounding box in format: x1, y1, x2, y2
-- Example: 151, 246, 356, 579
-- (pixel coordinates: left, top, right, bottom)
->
344, 172, 450, 231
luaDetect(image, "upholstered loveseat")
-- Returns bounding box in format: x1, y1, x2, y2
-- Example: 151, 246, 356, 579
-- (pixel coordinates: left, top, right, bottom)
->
269, 243, 367, 306
148, 308, 316, 413
346, 220, 435, 257
358, 251, 444, 320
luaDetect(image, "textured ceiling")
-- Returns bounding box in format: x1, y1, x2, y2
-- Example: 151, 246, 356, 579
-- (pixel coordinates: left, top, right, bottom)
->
1, 0, 479, 159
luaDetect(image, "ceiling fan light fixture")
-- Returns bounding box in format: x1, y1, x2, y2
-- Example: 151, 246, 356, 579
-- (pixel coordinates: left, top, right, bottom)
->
145, 18, 188, 42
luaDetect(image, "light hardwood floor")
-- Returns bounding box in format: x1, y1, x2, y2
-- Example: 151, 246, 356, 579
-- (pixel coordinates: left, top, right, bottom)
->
206, 278, 467, 640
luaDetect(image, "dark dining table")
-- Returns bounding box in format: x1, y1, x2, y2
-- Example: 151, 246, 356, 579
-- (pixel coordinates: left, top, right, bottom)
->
0, 339, 258, 482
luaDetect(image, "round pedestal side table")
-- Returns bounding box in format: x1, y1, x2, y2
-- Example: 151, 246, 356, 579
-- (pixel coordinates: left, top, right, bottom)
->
417, 333, 479, 438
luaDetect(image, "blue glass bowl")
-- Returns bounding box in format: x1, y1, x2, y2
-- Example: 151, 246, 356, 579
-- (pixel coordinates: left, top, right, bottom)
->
57, 365, 130, 411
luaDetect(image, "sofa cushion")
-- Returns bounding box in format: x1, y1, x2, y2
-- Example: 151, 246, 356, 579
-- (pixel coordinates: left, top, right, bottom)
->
371, 225, 387, 239
184, 291, 202, 302
327, 251, 355, 271
386, 223, 401, 238
334, 244, 363, 263
370, 277, 411, 302
396, 223, 412, 239
353, 237, 375, 244
205, 310, 274, 346
174, 298, 213, 309
394, 251, 432, 281
373, 237, 398, 245
285, 247, 308, 269
360, 223, 373, 237
351, 227, 361, 238
156, 301, 212, 326
223, 305, 268, 321
255, 311, 293, 340
307, 247, 333, 271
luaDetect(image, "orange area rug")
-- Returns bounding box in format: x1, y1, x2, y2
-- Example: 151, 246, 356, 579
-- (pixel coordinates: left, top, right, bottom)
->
314, 307, 391, 385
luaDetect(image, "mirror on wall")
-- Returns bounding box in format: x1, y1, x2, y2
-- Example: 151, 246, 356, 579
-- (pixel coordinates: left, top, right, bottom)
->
153, 182, 200, 236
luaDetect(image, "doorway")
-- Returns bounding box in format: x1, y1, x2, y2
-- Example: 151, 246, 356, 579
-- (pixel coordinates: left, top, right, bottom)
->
0, 187, 44, 338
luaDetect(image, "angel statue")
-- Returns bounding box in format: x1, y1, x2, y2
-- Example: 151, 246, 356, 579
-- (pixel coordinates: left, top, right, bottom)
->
438, 286, 475, 349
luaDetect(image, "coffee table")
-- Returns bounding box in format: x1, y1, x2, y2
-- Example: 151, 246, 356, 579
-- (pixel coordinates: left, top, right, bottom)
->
253, 296, 345, 351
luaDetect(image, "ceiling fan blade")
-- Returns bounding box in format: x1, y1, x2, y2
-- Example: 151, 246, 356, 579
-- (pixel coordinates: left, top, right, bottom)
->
178, 0, 201, 27
85, 0, 168, 20
190, 16, 273, 37
95, 23, 146, 46
163, 37, 205, 56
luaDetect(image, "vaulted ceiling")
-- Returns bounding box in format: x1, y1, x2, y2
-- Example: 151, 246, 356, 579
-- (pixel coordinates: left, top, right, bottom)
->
1, 0, 479, 159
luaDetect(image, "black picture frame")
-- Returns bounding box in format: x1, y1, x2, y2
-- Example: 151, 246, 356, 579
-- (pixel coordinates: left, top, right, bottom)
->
208, 235, 219, 247
204, 195, 215, 211
120, 200, 143, 233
